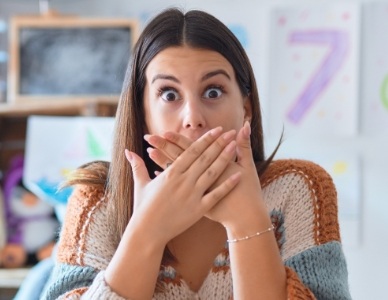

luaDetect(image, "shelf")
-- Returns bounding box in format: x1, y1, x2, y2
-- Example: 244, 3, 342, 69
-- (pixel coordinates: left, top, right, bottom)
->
0, 98, 118, 117
0, 268, 30, 288
0, 96, 118, 186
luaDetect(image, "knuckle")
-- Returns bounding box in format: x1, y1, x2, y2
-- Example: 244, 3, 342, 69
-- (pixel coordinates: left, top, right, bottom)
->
159, 138, 168, 150
172, 149, 182, 160
188, 145, 201, 156
210, 189, 222, 202
169, 133, 180, 143
204, 132, 216, 144
164, 132, 182, 146
206, 168, 218, 179
240, 142, 251, 150
214, 138, 227, 153
199, 153, 213, 165
131, 162, 141, 172
219, 152, 231, 165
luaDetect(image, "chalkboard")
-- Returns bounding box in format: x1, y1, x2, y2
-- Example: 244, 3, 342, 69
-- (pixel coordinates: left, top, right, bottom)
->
7, 16, 138, 103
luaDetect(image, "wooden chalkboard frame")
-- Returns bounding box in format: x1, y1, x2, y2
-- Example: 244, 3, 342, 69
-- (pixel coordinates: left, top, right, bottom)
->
7, 14, 138, 104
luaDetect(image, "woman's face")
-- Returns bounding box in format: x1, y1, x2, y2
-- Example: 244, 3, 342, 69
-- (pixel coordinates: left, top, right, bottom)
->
143, 46, 251, 141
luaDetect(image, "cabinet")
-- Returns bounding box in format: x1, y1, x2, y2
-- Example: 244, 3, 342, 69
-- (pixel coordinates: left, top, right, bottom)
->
0, 98, 118, 297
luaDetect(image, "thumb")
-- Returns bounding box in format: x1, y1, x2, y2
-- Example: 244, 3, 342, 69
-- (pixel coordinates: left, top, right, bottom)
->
236, 121, 253, 166
125, 149, 150, 187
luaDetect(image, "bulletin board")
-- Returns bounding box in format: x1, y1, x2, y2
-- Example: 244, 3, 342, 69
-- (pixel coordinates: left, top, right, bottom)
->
7, 14, 139, 104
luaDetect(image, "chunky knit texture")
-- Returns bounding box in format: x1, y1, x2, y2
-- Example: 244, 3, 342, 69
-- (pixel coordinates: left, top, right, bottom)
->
41, 159, 351, 300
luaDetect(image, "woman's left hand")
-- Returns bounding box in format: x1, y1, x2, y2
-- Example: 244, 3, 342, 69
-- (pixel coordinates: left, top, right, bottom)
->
145, 122, 271, 231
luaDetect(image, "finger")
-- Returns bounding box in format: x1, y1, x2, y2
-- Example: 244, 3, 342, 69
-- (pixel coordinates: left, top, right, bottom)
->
144, 134, 184, 161
147, 147, 172, 170
180, 129, 236, 177
124, 149, 150, 187
171, 126, 223, 173
201, 171, 241, 212
162, 131, 192, 151
236, 121, 254, 166
195, 140, 237, 189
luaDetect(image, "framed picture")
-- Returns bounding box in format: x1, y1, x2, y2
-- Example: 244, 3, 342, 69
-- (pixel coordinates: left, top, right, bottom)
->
7, 14, 138, 104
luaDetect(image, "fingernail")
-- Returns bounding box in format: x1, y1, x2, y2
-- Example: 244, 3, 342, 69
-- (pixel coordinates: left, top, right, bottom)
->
243, 121, 251, 138
210, 126, 223, 136
144, 134, 151, 142
125, 149, 133, 162
230, 172, 242, 182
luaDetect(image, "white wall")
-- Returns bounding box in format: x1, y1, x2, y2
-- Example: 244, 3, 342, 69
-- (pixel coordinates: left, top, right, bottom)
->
0, 0, 387, 299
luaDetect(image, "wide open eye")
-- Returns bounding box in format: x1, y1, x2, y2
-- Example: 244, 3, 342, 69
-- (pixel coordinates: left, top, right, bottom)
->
160, 88, 180, 102
203, 86, 223, 99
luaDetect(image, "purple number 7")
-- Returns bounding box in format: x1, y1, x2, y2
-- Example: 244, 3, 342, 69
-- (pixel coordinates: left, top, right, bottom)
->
287, 30, 349, 124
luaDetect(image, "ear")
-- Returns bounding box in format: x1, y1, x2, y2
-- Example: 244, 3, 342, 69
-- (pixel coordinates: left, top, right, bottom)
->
243, 95, 252, 123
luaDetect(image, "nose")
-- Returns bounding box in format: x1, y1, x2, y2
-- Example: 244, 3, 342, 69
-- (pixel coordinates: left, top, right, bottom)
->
182, 98, 206, 130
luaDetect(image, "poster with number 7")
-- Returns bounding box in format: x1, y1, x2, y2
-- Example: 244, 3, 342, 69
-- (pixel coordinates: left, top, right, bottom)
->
268, 4, 360, 137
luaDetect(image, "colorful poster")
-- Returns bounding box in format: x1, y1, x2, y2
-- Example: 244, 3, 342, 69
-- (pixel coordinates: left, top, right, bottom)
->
361, 3, 388, 135
268, 4, 360, 137
24, 116, 115, 206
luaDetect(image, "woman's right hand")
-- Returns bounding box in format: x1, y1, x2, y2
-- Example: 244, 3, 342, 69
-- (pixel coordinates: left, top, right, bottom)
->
125, 127, 241, 246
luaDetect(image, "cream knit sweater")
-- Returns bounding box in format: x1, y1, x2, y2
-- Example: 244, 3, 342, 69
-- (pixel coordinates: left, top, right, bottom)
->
42, 159, 351, 300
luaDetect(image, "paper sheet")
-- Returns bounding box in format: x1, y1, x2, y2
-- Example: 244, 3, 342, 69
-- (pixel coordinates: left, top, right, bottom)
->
24, 116, 115, 206
268, 3, 360, 137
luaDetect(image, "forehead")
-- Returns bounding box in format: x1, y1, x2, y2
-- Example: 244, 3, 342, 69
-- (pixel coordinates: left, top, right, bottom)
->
145, 46, 235, 79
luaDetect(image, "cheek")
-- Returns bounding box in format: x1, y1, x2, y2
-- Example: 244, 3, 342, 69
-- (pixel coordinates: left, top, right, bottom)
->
144, 103, 176, 135
143, 88, 163, 135
143, 89, 180, 135
222, 102, 245, 129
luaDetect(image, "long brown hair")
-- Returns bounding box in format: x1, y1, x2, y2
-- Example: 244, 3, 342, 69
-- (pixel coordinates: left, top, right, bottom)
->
71, 7, 280, 255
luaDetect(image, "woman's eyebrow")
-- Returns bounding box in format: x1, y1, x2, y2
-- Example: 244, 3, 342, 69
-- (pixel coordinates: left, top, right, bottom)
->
151, 69, 230, 84
151, 74, 180, 84
202, 69, 231, 81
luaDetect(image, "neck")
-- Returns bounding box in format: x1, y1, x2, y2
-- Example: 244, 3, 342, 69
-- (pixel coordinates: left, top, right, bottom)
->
168, 218, 226, 257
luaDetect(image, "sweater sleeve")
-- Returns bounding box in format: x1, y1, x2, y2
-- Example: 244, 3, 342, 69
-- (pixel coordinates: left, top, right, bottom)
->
40, 185, 125, 300
261, 159, 352, 300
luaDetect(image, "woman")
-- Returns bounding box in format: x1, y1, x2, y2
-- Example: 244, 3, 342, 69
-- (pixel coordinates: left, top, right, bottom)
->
42, 8, 351, 300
